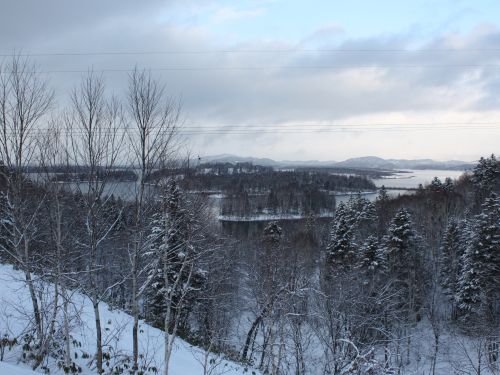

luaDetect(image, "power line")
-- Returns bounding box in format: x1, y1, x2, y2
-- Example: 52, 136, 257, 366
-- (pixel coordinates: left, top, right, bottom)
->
13, 123, 500, 136
178, 121, 500, 129
2, 47, 500, 57
1, 64, 500, 75
15, 121, 500, 130
178, 125, 500, 134
14, 121, 500, 130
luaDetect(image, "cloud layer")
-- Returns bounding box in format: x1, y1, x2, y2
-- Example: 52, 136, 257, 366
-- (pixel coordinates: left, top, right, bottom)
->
2, 1, 500, 161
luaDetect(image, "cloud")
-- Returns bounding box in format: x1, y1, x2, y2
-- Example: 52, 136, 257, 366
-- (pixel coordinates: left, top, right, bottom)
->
299, 23, 344, 47
1, 1, 499, 160
211, 6, 266, 23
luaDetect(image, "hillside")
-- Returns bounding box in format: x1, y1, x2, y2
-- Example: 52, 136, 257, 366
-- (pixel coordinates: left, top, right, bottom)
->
0, 264, 256, 375
0, 362, 39, 375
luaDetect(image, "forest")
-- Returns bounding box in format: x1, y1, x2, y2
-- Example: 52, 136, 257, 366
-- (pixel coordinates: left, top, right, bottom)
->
177, 163, 375, 217
0, 55, 500, 375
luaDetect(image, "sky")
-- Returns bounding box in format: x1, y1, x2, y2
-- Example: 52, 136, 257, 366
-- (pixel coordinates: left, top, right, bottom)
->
1, 0, 500, 162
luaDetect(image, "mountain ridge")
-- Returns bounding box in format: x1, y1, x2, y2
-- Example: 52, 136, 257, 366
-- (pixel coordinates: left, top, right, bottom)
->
199, 154, 474, 170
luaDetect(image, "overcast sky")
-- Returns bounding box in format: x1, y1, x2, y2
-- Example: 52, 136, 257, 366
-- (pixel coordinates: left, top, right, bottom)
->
2, 0, 500, 162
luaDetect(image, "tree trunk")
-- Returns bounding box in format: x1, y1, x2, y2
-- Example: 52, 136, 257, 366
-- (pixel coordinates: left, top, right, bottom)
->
63, 289, 72, 368
33, 282, 59, 370
132, 253, 139, 372
93, 299, 103, 374
25, 268, 42, 340
242, 314, 263, 361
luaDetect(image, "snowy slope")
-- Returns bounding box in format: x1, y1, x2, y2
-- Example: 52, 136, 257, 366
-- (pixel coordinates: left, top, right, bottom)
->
0, 361, 40, 375
0, 264, 257, 375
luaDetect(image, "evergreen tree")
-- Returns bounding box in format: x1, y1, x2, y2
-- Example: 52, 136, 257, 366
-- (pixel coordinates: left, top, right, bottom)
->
143, 217, 168, 327
347, 194, 376, 225
382, 208, 424, 320
457, 194, 500, 316
266, 189, 279, 214
143, 179, 206, 330
376, 185, 389, 203
357, 235, 386, 287
439, 219, 466, 300
472, 154, 498, 194
375, 186, 391, 237
429, 177, 444, 193
443, 177, 454, 193
326, 203, 357, 272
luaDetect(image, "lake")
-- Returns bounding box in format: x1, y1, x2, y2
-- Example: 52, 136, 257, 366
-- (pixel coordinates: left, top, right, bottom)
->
335, 169, 468, 205
29, 169, 470, 221
372, 169, 467, 189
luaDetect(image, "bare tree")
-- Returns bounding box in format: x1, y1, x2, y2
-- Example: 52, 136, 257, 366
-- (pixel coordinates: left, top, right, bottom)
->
126, 67, 181, 372
240, 221, 292, 372
64, 72, 124, 374
35, 120, 80, 371
0, 55, 53, 358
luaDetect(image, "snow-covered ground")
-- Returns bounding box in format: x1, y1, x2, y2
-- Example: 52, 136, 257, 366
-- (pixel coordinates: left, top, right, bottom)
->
218, 212, 335, 222
1, 262, 497, 375
0, 264, 258, 375
0, 361, 40, 375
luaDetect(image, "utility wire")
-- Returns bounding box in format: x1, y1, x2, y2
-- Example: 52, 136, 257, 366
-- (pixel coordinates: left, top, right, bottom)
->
176, 121, 500, 129
11, 123, 500, 136
3, 48, 500, 57
2, 64, 500, 74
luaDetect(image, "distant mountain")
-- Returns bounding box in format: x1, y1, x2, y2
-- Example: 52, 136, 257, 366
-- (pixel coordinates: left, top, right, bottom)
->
200, 154, 279, 166
200, 154, 338, 168
200, 154, 474, 170
334, 156, 394, 169
336, 156, 474, 170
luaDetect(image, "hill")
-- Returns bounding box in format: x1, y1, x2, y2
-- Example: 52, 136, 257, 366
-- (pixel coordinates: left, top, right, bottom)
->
201, 154, 473, 170
0, 264, 256, 375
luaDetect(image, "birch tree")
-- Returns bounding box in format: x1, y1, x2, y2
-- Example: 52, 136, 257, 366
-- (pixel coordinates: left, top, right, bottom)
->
65, 72, 124, 374
0, 55, 53, 361
126, 67, 181, 372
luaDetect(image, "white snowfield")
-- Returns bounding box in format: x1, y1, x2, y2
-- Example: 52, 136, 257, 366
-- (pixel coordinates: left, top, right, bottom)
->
0, 264, 257, 375
0, 361, 39, 374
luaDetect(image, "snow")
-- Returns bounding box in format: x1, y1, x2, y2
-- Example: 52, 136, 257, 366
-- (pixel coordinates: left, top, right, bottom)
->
331, 190, 378, 196
0, 264, 257, 375
0, 361, 39, 375
218, 212, 335, 222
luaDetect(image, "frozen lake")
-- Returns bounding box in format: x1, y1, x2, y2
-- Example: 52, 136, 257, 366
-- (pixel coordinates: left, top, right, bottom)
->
28, 169, 470, 220
335, 169, 468, 205
372, 169, 467, 189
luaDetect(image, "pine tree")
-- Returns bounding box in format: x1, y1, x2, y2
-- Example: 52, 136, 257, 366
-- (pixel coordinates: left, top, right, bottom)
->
143, 179, 206, 330
143, 219, 168, 327
472, 154, 499, 194
384, 208, 417, 273
266, 189, 279, 214
326, 203, 357, 271
457, 194, 500, 316
376, 185, 389, 203
357, 235, 386, 287
347, 194, 376, 225
443, 177, 454, 193
375, 186, 391, 237
429, 177, 444, 193
439, 219, 465, 300
382, 208, 424, 319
